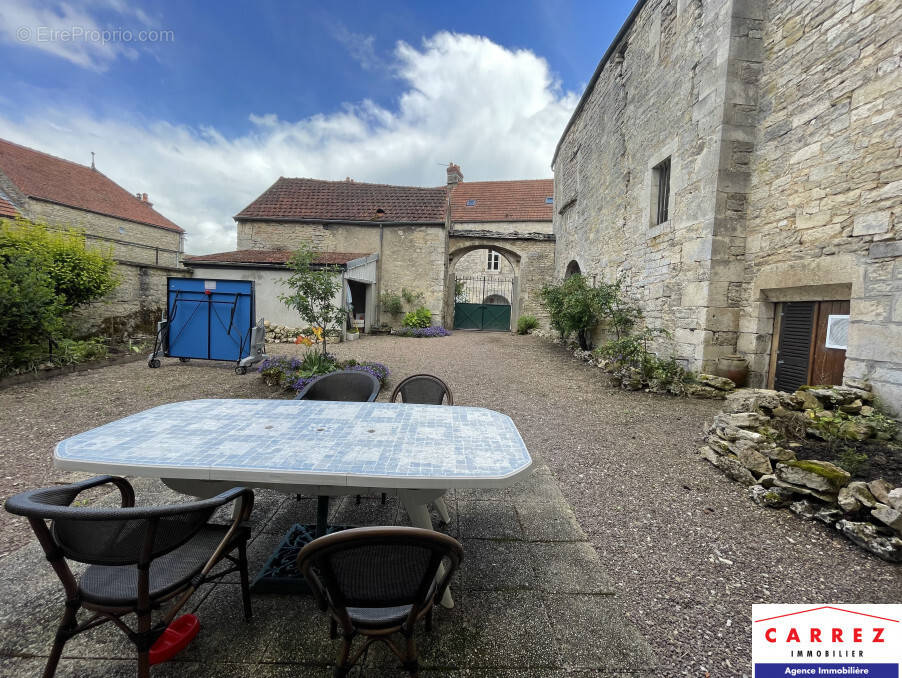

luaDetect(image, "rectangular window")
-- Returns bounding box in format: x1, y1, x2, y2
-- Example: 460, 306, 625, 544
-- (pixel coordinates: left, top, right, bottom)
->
653, 157, 671, 225
487, 250, 500, 271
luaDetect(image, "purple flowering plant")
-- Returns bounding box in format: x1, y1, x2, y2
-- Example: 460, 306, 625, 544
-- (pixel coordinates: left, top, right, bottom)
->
393, 326, 451, 338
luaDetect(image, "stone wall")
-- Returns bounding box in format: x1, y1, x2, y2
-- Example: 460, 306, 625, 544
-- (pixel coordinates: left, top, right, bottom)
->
553, 0, 902, 414
237, 220, 446, 325
455, 248, 516, 277
448, 235, 555, 325
69, 262, 190, 338
740, 0, 902, 413
10, 197, 187, 338
26, 199, 182, 267
552, 0, 743, 369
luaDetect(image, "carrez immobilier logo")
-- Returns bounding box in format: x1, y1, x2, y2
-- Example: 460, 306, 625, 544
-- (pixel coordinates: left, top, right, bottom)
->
753, 604, 901, 677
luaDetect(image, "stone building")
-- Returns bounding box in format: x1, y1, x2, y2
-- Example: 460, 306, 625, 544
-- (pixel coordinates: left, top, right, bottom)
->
212, 165, 555, 332
552, 0, 901, 413
0, 138, 187, 335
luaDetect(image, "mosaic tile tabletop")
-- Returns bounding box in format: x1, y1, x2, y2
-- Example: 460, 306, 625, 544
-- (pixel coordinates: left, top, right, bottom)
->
54, 399, 533, 489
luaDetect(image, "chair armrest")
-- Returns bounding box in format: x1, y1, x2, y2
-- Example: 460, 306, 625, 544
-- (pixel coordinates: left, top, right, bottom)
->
4, 475, 134, 517
68, 475, 136, 507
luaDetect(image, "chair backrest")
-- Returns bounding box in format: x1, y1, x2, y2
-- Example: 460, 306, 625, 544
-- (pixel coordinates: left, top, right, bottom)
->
390, 374, 453, 405
297, 526, 463, 613
294, 370, 380, 402
5, 483, 234, 566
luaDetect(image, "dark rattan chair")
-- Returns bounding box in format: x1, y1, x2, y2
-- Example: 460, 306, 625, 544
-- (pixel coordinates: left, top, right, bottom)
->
390, 374, 453, 405
297, 526, 463, 678
294, 370, 381, 402
390, 374, 454, 523
4, 475, 254, 678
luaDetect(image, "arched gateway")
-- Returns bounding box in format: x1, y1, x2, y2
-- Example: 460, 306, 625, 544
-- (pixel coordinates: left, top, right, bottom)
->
447, 243, 520, 331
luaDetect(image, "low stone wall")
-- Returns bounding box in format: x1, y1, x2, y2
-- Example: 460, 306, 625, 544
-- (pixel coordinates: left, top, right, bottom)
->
699, 384, 902, 562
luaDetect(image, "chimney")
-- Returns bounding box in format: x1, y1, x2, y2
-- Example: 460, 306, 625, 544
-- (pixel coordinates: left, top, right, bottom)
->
142, 193, 148, 202
446, 163, 463, 185
136, 192, 141, 199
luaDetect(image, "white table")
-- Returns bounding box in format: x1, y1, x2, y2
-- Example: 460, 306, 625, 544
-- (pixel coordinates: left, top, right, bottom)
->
54, 399, 534, 606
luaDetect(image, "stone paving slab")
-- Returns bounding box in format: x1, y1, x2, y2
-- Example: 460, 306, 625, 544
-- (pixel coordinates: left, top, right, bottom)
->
0, 470, 656, 677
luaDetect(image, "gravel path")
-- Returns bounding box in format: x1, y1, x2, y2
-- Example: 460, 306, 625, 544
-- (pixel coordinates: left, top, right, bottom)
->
1, 332, 899, 677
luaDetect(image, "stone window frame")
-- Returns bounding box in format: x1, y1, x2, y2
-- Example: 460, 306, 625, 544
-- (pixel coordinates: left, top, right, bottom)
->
486, 250, 501, 272
644, 140, 678, 237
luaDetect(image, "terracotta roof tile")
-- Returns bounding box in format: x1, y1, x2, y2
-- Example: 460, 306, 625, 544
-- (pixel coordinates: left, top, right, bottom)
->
183, 249, 371, 266
0, 195, 19, 219
450, 179, 553, 222
0, 138, 183, 233
235, 177, 447, 223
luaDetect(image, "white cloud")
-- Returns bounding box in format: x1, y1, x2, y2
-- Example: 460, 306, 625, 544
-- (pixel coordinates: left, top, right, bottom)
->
0, 0, 155, 71
0, 31, 577, 253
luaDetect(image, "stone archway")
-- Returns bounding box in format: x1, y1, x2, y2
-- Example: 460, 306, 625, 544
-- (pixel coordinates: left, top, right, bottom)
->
446, 243, 522, 331
565, 260, 582, 278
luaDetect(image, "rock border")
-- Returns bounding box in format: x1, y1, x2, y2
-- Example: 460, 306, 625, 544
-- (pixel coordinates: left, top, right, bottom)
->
699, 383, 902, 562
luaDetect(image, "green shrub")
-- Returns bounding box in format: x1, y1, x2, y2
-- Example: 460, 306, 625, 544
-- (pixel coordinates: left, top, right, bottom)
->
517, 315, 539, 335
836, 447, 869, 475
380, 290, 403, 316
594, 328, 691, 391
401, 288, 425, 307
539, 274, 640, 350
402, 307, 432, 328
52, 337, 109, 366
0, 218, 119, 375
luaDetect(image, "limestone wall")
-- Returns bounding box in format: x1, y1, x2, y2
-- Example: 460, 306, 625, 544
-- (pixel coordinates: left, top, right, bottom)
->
455, 248, 516, 277
448, 236, 555, 325
552, 0, 743, 368
26, 199, 182, 267
69, 262, 190, 338
10, 198, 187, 338
237, 220, 447, 325
741, 0, 902, 412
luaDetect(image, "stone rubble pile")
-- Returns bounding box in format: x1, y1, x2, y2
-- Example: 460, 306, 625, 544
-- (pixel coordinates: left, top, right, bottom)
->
262, 321, 306, 343
568, 346, 737, 399
699, 383, 902, 562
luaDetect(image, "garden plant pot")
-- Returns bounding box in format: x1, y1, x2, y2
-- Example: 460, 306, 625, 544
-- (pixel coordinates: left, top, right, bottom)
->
715, 354, 749, 387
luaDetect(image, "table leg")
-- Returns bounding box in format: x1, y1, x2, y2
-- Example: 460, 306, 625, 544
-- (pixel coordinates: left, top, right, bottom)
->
434, 496, 451, 524
315, 495, 329, 538
400, 493, 454, 609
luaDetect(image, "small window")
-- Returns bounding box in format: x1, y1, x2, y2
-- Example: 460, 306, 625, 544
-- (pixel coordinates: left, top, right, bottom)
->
487, 250, 500, 271
653, 157, 671, 225
825, 315, 850, 350
118, 226, 125, 234
466, 199, 476, 206
545, 197, 554, 204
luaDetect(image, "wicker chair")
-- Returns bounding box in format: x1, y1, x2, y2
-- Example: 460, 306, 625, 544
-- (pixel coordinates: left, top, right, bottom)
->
294, 370, 381, 402
4, 475, 254, 678
390, 374, 453, 406
390, 375, 453, 523
297, 526, 463, 678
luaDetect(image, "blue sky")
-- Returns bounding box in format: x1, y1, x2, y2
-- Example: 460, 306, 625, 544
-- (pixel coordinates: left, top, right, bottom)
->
0, 1, 635, 252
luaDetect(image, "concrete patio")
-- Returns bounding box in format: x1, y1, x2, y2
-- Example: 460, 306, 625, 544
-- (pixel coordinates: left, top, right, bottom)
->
0, 471, 656, 677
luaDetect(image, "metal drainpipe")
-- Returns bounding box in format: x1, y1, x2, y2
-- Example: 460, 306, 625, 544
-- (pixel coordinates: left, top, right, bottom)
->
377, 225, 384, 327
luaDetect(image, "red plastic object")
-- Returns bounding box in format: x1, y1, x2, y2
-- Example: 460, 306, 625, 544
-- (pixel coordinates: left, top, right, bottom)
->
149, 614, 200, 665
204, 289, 211, 295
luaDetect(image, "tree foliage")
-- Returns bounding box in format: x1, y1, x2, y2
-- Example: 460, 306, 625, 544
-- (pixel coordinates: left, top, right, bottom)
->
0, 218, 119, 373
2, 218, 118, 311
279, 244, 346, 355
539, 274, 641, 350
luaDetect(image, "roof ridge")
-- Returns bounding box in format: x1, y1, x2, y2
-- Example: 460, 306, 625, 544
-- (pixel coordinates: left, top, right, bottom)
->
0, 137, 104, 175
278, 176, 446, 192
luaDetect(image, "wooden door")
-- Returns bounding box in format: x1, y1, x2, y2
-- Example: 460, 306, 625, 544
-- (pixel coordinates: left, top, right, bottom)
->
810, 300, 849, 387
772, 300, 849, 392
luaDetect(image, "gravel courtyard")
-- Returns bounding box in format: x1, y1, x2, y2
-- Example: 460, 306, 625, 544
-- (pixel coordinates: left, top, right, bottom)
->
0, 332, 898, 676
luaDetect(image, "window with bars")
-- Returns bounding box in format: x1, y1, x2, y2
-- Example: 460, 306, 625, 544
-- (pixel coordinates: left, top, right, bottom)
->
653, 157, 671, 225
487, 250, 500, 271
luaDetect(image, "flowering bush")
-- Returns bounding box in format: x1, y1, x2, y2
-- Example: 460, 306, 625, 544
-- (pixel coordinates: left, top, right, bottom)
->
393, 326, 451, 338
259, 352, 389, 394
